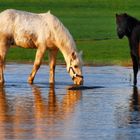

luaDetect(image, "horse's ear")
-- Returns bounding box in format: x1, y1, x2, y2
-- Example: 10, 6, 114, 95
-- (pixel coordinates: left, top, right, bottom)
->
116, 13, 118, 17
71, 52, 76, 60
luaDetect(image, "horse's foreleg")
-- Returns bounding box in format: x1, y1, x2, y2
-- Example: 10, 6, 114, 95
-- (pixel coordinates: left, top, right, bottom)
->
28, 47, 46, 84
131, 55, 138, 86
48, 49, 58, 84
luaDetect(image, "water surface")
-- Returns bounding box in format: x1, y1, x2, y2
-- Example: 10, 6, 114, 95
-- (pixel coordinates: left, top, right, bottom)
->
0, 64, 140, 140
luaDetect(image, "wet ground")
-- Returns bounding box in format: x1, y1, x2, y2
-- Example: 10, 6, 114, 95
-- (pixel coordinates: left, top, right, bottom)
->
0, 64, 140, 140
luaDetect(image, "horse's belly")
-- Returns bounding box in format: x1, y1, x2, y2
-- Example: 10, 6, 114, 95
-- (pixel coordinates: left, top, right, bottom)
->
14, 33, 37, 48
15, 38, 36, 48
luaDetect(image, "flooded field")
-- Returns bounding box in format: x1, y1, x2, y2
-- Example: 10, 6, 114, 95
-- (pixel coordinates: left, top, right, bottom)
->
0, 64, 140, 140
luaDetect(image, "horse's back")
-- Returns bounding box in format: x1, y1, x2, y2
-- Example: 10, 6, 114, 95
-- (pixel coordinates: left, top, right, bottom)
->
0, 9, 54, 33
0, 9, 38, 19
0, 9, 15, 17
0, 9, 17, 32
0, 9, 68, 49
0, 9, 48, 48
0, 9, 46, 31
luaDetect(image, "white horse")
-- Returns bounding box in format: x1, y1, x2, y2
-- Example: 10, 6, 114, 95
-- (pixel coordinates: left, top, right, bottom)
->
0, 9, 83, 85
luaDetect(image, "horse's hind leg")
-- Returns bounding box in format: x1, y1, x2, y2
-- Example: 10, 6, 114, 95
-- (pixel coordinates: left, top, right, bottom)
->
0, 55, 4, 85
0, 43, 9, 85
28, 47, 46, 84
48, 49, 58, 84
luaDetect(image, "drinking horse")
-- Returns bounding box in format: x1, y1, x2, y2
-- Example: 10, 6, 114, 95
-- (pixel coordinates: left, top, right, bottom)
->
116, 13, 140, 85
0, 9, 83, 85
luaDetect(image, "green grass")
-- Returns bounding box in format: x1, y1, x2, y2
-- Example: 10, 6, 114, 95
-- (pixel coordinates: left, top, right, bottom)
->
76, 39, 130, 65
0, 0, 138, 65
7, 38, 131, 65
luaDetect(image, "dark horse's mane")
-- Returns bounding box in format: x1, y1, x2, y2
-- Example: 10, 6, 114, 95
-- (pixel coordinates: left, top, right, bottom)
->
125, 14, 140, 35
126, 14, 139, 24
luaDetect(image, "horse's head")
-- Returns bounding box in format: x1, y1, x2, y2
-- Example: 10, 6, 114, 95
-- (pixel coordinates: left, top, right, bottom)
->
116, 13, 128, 39
67, 51, 83, 85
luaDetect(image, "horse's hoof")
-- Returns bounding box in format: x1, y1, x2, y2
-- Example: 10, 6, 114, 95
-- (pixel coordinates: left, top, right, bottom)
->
28, 80, 33, 84
0, 81, 4, 87
28, 78, 33, 84
134, 80, 137, 86
49, 82, 55, 86
49, 80, 55, 85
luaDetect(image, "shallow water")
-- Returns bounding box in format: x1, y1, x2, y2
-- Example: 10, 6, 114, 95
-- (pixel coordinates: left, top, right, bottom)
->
0, 64, 140, 140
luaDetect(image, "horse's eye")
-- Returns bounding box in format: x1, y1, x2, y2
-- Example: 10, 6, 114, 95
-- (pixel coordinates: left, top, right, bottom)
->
74, 65, 78, 68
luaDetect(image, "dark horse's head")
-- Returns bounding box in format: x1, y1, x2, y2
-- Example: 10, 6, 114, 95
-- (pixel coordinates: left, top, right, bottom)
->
116, 13, 129, 39
116, 13, 138, 39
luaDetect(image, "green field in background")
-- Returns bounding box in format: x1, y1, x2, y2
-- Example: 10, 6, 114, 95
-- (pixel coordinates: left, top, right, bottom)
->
0, 0, 138, 65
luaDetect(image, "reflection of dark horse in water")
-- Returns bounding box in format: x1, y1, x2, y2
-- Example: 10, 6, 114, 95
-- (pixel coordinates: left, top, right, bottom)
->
130, 86, 140, 111
115, 87, 140, 140
116, 13, 140, 85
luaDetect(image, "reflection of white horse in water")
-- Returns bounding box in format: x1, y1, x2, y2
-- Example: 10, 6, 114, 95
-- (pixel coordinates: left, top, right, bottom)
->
0, 9, 83, 85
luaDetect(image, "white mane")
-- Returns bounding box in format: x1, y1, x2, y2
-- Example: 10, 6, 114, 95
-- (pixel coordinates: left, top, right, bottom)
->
46, 12, 83, 65
46, 12, 76, 52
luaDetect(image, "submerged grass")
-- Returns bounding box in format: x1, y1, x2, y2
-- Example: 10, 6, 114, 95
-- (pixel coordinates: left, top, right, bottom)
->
0, 0, 138, 65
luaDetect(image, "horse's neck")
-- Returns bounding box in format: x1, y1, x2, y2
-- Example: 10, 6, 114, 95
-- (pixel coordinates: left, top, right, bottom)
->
128, 16, 139, 30
59, 44, 76, 65
46, 12, 77, 65
126, 18, 138, 38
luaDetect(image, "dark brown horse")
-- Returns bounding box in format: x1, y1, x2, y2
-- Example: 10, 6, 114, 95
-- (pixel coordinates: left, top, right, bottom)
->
116, 13, 140, 85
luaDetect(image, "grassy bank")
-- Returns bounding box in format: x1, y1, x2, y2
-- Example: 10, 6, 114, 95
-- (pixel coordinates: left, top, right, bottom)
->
0, 0, 138, 65
7, 38, 131, 65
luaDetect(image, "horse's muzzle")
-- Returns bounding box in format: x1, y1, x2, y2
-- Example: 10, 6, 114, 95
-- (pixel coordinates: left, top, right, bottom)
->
117, 32, 124, 39
73, 76, 83, 85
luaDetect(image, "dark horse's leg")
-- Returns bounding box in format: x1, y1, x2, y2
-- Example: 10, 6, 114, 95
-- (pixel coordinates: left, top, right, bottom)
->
131, 54, 139, 86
